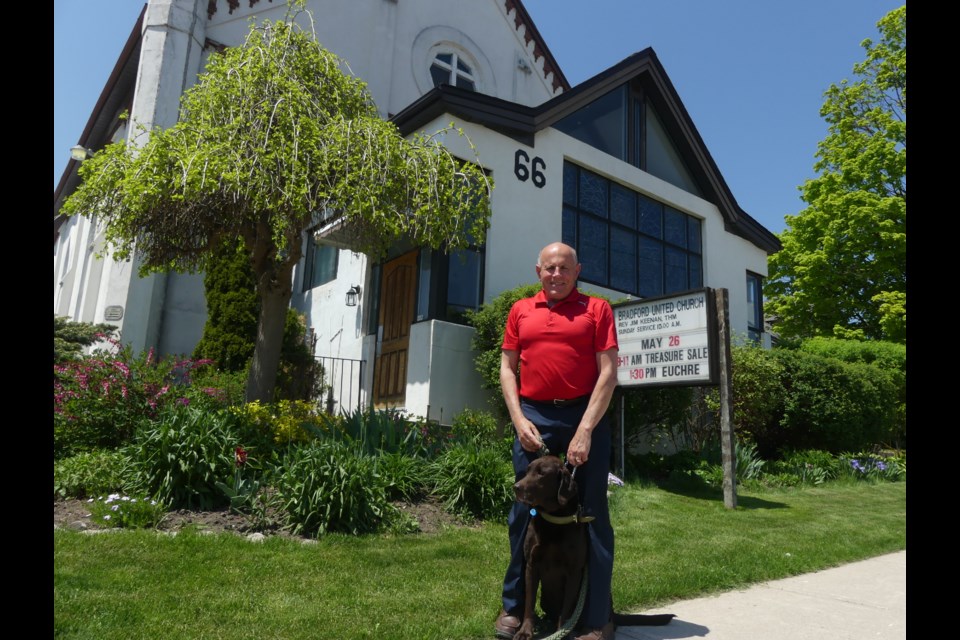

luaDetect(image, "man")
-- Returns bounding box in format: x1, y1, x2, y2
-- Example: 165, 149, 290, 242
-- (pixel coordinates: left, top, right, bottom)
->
494, 242, 619, 640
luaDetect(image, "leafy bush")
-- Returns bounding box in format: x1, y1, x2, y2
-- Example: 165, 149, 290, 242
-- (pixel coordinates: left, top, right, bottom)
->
700, 438, 766, 481
54, 450, 131, 500
192, 239, 259, 373
271, 440, 390, 536
181, 367, 248, 410
428, 444, 514, 521
621, 386, 696, 453
768, 449, 843, 485
771, 349, 897, 455
838, 451, 905, 482
54, 315, 118, 363
625, 450, 700, 481
465, 283, 543, 418
797, 337, 906, 447
125, 406, 240, 510
450, 408, 511, 454
54, 334, 215, 460
86, 493, 168, 529
376, 451, 431, 501
329, 408, 422, 456
229, 399, 326, 451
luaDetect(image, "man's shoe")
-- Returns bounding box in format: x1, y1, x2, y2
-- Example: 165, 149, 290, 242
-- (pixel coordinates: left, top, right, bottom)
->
573, 622, 616, 640
494, 610, 521, 639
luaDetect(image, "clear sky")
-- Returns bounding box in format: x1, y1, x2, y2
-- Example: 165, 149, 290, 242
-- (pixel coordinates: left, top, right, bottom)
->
53, 0, 905, 236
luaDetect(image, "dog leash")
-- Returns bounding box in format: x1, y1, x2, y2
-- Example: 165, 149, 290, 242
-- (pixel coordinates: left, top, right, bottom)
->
538, 569, 588, 640
535, 437, 579, 482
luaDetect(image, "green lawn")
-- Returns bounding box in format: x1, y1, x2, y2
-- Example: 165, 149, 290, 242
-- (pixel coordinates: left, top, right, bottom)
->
54, 479, 906, 640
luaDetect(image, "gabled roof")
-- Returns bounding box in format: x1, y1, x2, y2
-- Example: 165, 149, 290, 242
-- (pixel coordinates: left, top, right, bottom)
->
392, 48, 782, 254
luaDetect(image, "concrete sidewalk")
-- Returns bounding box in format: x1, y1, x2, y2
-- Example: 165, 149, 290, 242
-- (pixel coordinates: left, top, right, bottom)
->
614, 550, 906, 640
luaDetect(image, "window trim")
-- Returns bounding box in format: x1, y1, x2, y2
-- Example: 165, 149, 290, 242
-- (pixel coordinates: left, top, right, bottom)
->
746, 270, 764, 342
302, 234, 339, 292
562, 161, 703, 298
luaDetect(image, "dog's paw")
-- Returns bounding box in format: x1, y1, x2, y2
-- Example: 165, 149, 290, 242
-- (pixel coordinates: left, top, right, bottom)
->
515, 621, 535, 640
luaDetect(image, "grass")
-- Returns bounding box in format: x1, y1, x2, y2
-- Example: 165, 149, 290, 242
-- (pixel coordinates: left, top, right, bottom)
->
54, 478, 906, 640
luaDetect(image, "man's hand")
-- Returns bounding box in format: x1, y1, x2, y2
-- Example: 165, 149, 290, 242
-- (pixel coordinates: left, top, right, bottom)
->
567, 429, 592, 466
514, 417, 543, 453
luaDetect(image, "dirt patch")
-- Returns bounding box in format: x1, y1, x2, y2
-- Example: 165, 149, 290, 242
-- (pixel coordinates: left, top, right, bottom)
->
54, 496, 471, 539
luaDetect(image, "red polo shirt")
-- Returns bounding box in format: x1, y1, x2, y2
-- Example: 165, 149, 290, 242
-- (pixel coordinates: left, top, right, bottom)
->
502, 288, 618, 402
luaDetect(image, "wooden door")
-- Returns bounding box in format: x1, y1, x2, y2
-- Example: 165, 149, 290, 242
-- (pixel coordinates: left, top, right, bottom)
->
373, 250, 418, 408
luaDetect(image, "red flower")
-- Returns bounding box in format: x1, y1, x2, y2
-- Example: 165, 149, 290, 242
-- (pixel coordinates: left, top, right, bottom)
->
235, 446, 248, 467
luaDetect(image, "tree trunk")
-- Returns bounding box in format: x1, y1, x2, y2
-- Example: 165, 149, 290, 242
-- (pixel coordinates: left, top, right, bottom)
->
245, 282, 292, 402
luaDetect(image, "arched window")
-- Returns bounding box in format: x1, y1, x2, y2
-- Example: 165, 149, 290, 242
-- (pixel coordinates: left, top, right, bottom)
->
430, 52, 476, 91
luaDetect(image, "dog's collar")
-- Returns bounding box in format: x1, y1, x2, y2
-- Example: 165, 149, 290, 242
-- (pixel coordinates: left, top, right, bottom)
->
532, 509, 595, 525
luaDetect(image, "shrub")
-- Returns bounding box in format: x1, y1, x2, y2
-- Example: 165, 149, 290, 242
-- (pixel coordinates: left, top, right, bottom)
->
182, 367, 248, 410
53, 334, 215, 459
621, 386, 696, 453
465, 283, 544, 418
838, 450, 906, 482
330, 408, 422, 456
797, 337, 906, 448
192, 239, 259, 373
700, 437, 766, 481
229, 399, 326, 451
450, 408, 511, 455
428, 444, 514, 521
271, 440, 390, 536
86, 493, 168, 529
125, 405, 240, 510
54, 450, 131, 500
769, 449, 843, 484
625, 450, 700, 481
771, 349, 897, 455
376, 451, 431, 501
54, 315, 118, 363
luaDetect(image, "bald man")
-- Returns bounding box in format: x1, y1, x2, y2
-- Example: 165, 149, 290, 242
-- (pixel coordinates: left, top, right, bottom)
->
494, 242, 619, 640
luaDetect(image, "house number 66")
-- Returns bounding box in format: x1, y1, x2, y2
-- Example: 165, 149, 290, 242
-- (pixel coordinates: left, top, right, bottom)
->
514, 150, 546, 188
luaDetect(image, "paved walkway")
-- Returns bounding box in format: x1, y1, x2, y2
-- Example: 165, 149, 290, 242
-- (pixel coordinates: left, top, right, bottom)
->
613, 550, 906, 640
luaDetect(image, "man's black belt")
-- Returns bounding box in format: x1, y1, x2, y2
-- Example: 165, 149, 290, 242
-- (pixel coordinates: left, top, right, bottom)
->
522, 395, 590, 408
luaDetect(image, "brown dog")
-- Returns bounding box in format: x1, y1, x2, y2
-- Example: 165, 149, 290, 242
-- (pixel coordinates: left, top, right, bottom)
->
512, 455, 674, 639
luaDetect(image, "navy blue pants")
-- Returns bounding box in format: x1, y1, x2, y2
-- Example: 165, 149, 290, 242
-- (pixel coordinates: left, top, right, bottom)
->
501, 399, 614, 629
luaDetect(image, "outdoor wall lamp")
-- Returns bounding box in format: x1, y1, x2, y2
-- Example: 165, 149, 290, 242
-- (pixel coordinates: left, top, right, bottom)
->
345, 285, 362, 307
71, 145, 94, 161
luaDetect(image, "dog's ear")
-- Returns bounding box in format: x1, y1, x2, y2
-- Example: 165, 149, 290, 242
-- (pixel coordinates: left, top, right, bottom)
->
556, 465, 577, 507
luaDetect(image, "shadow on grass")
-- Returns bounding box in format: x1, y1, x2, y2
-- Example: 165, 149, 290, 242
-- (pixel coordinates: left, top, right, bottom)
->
651, 474, 789, 510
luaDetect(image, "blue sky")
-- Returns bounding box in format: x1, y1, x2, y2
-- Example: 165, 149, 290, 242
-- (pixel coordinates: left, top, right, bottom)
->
54, 0, 904, 236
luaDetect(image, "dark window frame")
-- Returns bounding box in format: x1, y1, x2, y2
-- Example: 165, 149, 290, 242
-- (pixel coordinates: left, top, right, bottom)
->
302, 234, 339, 292
562, 161, 702, 298
746, 270, 764, 343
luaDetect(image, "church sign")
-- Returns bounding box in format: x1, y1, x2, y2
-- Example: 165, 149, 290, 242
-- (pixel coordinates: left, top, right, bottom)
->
612, 288, 719, 388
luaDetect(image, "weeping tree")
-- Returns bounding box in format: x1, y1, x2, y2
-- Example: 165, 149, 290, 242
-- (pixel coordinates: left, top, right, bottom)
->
61, 7, 492, 402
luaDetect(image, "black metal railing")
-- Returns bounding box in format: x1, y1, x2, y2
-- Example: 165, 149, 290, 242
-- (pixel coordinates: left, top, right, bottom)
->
314, 356, 365, 415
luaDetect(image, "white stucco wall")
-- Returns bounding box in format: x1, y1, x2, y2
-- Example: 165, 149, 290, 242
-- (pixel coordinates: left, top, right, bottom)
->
406, 320, 491, 424
291, 248, 369, 362
202, 0, 556, 118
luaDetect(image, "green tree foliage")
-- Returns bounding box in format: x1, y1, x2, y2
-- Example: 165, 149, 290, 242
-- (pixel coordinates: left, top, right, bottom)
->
54, 315, 117, 363
61, 7, 492, 402
465, 283, 541, 420
766, 6, 905, 343
796, 336, 906, 447
192, 239, 258, 373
